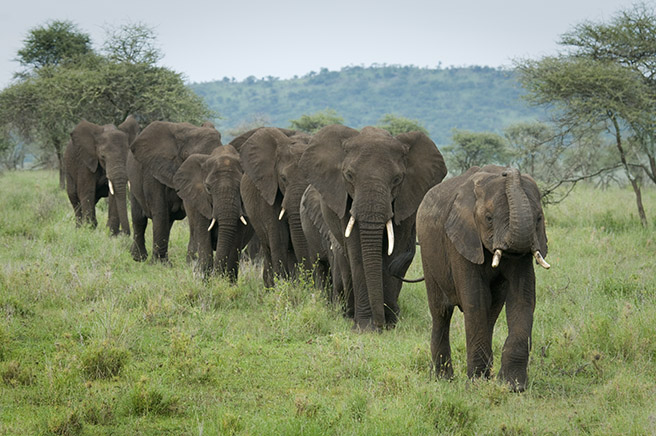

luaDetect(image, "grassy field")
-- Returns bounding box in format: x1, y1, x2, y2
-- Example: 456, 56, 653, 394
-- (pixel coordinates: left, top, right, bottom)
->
1, 170, 655, 435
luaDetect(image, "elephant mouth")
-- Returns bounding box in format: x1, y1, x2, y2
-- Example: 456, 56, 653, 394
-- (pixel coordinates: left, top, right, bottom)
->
344, 215, 395, 256
491, 248, 550, 269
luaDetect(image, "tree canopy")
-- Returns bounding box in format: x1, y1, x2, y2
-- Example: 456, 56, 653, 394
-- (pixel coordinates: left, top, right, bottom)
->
442, 129, 510, 175
376, 114, 428, 136
514, 2, 656, 226
288, 109, 344, 134
0, 21, 213, 183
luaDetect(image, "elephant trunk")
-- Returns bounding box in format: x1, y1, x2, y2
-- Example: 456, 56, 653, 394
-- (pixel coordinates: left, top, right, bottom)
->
359, 222, 386, 330
213, 186, 242, 281
505, 169, 533, 252
283, 185, 312, 271
106, 165, 130, 236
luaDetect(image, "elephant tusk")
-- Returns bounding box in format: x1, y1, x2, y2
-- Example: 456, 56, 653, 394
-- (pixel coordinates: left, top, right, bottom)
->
278, 208, 286, 221
240, 215, 248, 226
492, 249, 502, 268
127, 181, 131, 191
108, 180, 115, 196
534, 251, 551, 269
208, 218, 216, 231
386, 219, 394, 256
345, 215, 355, 238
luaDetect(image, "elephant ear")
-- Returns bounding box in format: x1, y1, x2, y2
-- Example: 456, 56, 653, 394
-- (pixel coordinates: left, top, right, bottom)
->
118, 115, 140, 145
239, 127, 289, 206
394, 131, 447, 224
299, 124, 359, 218
71, 120, 103, 173
131, 121, 181, 188
173, 154, 212, 219
445, 175, 485, 265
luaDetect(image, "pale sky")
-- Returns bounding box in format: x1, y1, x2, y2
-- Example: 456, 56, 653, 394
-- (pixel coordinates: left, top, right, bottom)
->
0, 0, 645, 88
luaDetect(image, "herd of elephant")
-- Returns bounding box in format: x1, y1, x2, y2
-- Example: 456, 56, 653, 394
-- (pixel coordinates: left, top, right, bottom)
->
64, 115, 550, 392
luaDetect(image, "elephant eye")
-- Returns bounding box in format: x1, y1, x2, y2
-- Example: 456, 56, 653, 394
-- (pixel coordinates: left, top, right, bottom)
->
485, 214, 493, 224
204, 182, 211, 194
391, 175, 403, 186
344, 170, 354, 183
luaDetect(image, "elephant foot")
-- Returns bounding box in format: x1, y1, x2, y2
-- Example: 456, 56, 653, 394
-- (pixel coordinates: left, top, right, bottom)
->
352, 318, 382, 333
434, 361, 454, 380
130, 244, 148, 262
498, 367, 528, 393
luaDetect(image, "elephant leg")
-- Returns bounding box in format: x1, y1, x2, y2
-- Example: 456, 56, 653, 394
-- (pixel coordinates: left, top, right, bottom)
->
107, 194, 120, 236
78, 174, 97, 228
460, 282, 494, 380
498, 260, 535, 392
130, 193, 148, 261
431, 304, 455, 379
67, 187, 83, 227
150, 187, 173, 263
261, 242, 275, 288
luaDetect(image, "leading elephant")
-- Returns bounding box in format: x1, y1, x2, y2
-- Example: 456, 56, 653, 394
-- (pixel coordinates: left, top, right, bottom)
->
299, 125, 447, 330
416, 165, 550, 392
64, 115, 139, 235
173, 144, 254, 280
239, 127, 312, 287
128, 121, 221, 262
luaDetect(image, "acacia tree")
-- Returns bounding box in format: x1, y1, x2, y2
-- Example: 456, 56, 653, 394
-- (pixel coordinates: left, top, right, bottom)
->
442, 129, 510, 175
515, 3, 656, 226
289, 109, 343, 133
377, 114, 428, 136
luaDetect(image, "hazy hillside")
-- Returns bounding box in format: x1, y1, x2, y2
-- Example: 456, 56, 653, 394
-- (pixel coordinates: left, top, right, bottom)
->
190, 65, 546, 145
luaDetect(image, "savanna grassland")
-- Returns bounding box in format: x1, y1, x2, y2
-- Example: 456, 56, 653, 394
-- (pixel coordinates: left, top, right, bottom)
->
1, 170, 655, 435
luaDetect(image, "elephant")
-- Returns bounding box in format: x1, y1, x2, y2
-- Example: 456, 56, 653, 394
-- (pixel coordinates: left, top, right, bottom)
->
239, 127, 312, 287
416, 165, 550, 392
299, 125, 447, 330
64, 115, 139, 235
127, 121, 221, 262
300, 184, 353, 312
172, 144, 254, 280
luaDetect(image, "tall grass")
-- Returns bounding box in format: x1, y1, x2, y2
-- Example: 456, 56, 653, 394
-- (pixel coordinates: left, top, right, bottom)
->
1, 171, 655, 435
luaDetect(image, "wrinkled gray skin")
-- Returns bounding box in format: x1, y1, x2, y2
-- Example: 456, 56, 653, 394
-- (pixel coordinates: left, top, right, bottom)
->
300, 184, 353, 312
173, 145, 254, 281
64, 115, 139, 235
300, 125, 447, 331
128, 121, 221, 262
239, 127, 312, 287
416, 165, 549, 392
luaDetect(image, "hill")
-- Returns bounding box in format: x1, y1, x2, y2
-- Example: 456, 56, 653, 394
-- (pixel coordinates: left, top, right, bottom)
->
190, 65, 546, 144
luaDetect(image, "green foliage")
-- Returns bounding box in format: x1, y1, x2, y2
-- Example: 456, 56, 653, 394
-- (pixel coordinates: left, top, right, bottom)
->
289, 108, 344, 133
377, 113, 428, 136
443, 129, 510, 174
191, 65, 542, 144
102, 22, 162, 65
80, 341, 129, 380
1, 170, 656, 433
16, 20, 92, 73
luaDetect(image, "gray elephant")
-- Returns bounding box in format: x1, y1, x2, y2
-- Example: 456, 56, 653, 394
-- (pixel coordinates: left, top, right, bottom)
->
239, 127, 312, 287
416, 165, 550, 392
173, 145, 254, 280
128, 121, 221, 262
300, 184, 353, 312
299, 125, 447, 330
64, 115, 139, 235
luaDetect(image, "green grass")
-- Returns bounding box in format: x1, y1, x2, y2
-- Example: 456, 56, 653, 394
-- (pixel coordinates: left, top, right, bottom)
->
1, 171, 656, 435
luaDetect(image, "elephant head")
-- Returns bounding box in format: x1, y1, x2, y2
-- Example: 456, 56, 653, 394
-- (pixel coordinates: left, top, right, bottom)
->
445, 165, 549, 269
69, 115, 139, 235
300, 125, 447, 329
173, 145, 250, 279
239, 127, 312, 268
130, 121, 222, 189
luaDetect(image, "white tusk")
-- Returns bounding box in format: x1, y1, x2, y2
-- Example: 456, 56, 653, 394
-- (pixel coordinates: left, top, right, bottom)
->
345, 215, 355, 238
386, 219, 394, 256
240, 215, 248, 226
208, 218, 216, 231
278, 208, 286, 221
108, 180, 115, 196
330, 244, 333, 251
534, 251, 551, 269
127, 181, 131, 191
492, 249, 502, 268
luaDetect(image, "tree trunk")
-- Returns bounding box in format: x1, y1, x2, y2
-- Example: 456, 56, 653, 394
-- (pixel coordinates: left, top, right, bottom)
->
611, 114, 648, 228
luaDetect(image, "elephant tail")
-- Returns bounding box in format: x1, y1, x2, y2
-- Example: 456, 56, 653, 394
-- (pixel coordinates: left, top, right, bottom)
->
388, 251, 425, 283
